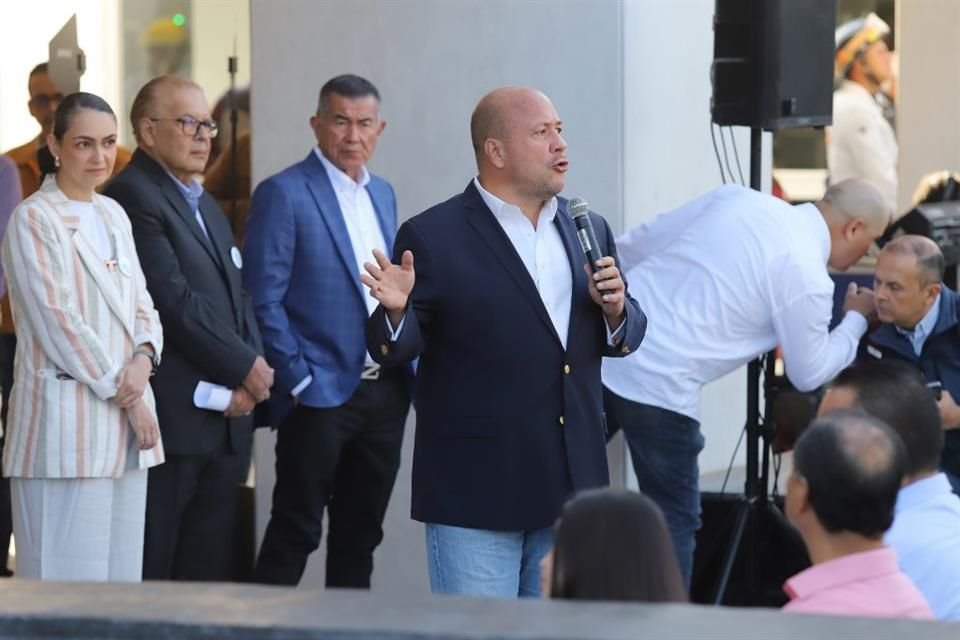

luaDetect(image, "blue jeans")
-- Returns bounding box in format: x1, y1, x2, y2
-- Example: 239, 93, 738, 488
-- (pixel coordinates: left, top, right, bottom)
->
603, 388, 704, 589
425, 523, 553, 597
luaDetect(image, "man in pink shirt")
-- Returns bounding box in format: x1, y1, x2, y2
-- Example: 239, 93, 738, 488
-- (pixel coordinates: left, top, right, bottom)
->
782, 409, 933, 619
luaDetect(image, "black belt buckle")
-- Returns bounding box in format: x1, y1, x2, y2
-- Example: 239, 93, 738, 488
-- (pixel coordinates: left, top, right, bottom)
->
361, 363, 381, 381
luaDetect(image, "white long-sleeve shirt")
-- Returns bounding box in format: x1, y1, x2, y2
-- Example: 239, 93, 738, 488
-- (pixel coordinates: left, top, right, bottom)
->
473, 178, 572, 348
602, 185, 867, 421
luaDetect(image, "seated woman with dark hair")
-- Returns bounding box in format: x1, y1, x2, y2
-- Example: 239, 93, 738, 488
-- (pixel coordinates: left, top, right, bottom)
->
541, 488, 687, 603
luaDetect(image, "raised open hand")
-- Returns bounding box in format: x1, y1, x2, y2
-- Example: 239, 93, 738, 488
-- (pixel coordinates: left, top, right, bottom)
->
361, 249, 415, 313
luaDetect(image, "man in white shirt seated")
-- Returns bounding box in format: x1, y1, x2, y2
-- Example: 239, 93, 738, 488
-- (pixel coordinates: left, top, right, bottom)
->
602, 179, 890, 586
819, 360, 960, 620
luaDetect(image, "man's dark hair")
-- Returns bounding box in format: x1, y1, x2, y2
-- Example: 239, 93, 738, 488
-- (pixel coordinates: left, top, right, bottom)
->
794, 409, 907, 539
29, 63, 48, 79
831, 360, 944, 476
550, 488, 687, 603
317, 74, 380, 115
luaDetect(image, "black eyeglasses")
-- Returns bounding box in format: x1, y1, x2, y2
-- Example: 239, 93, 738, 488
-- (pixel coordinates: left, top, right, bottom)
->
149, 116, 219, 138
29, 93, 64, 109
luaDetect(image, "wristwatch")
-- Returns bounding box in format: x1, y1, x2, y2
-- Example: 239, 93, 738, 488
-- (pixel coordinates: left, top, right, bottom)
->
132, 348, 159, 376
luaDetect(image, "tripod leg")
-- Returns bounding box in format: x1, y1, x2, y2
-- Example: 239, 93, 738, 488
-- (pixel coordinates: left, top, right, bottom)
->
711, 498, 751, 605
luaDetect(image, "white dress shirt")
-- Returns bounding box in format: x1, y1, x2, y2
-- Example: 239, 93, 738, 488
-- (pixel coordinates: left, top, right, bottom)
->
316, 149, 389, 317
895, 293, 941, 356
473, 178, 572, 348
293, 150, 389, 397
603, 185, 868, 421
885, 473, 960, 620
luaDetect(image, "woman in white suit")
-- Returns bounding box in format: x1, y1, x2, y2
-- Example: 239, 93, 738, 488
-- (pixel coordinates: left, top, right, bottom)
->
1, 92, 164, 581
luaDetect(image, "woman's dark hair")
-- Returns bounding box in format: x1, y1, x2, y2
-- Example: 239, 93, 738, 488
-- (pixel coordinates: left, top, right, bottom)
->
549, 488, 687, 603
52, 92, 116, 141
37, 145, 57, 180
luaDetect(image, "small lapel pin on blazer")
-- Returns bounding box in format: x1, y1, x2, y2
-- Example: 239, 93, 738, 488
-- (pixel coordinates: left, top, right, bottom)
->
231, 246, 243, 269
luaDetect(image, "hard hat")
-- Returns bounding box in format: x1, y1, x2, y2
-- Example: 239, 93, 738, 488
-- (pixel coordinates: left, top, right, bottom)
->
835, 12, 890, 78
143, 18, 187, 48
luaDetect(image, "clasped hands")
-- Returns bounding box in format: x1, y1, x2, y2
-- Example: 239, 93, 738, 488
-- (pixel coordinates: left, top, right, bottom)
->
119, 350, 274, 449
227, 356, 274, 418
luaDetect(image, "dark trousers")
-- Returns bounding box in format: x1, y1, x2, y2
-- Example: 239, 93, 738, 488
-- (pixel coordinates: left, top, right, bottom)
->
603, 387, 705, 590
0, 333, 14, 575
142, 443, 251, 581
943, 431, 960, 496
254, 370, 409, 588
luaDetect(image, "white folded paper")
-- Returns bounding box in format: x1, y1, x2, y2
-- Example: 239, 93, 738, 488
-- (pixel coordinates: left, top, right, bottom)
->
193, 381, 233, 412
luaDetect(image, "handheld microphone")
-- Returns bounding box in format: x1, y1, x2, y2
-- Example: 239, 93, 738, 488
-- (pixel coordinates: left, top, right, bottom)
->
568, 197, 603, 273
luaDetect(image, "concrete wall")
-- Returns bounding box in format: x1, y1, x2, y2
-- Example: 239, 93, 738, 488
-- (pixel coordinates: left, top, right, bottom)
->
191, 0, 251, 109
250, 0, 754, 592
897, 0, 960, 212
250, 0, 624, 219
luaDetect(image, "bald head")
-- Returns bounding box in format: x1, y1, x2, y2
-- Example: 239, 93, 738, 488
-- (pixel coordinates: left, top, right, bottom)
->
468, 87, 567, 216
130, 75, 204, 144
819, 179, 891, 232
816, 179, 891, 270
881, 235, 944, 286
470, 87, 553, 162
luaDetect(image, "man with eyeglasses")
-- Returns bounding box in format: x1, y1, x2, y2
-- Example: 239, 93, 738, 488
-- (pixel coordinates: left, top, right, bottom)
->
4, 63, 133, 199
104, 75, 271, 582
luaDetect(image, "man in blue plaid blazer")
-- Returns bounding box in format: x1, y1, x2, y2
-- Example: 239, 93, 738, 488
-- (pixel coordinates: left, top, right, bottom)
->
243, 75, 411, 588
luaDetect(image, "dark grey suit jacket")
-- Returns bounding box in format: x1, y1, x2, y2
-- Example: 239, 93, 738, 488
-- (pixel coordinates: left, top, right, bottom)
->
104, 149, 263, 456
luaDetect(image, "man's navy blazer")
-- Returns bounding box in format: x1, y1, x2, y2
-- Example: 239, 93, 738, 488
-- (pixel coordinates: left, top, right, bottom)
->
367, 181, 646, 531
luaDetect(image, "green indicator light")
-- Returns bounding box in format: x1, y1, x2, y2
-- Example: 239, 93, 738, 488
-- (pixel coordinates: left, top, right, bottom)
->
172, 13, 186, 27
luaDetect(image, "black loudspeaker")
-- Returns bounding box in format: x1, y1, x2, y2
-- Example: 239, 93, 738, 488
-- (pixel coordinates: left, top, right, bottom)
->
711, 0, 837, 130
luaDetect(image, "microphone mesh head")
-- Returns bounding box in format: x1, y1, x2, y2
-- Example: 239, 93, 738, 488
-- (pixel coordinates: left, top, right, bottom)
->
568, 197, 590, 219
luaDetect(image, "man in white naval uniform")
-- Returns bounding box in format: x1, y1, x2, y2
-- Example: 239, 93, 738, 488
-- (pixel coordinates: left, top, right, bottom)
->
829, 13, 898, 217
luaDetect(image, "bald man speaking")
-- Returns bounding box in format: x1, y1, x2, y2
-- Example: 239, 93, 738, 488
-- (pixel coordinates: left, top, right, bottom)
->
361, 87, 646, 597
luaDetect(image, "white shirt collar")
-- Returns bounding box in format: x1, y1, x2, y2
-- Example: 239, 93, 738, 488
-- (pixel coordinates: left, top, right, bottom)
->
315, 147, 370, 191
472, 177, 558, 223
